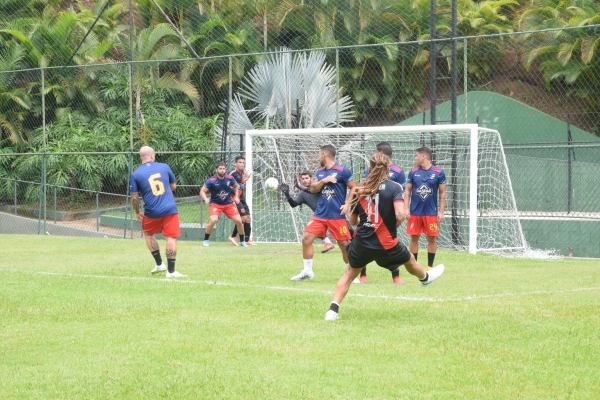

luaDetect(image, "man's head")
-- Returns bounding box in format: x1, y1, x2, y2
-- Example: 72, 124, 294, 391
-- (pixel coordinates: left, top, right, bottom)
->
375, 141, 393, 157
415, 146, 432, 167
139, 146, 155, 163
215, 162, 227, 178
319, 145, 336, 167
300, 170, 313, 188
234, 155, 245, 171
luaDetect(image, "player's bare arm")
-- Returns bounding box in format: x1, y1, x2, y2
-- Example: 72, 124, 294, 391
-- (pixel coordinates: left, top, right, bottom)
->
349, 212, 359, 226
395, 200, 407, 228
438, 183, 447, 223
404, 182, 412, 219
340, 179, 357, 215
170, 182, 176, 191
310, 175, 336, 193
130, 192, 144, 221
231, 182, 240, 202
200, 186, 210, 204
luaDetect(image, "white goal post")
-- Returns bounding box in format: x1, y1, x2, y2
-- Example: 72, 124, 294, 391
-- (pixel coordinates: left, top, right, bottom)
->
245, 124, 527, 255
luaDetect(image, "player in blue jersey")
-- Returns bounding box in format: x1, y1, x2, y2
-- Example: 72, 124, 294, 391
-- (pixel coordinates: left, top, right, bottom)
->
358, 141, 407, 284
200, 162, 246, 247
405, 147, 447, 270
279, 171, 336, 253
325, 153, 445, 320
290, 145, 356, 281
130, 146, 186, 278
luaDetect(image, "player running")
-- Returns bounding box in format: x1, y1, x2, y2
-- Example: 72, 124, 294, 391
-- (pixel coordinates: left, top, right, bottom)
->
325, 152, 445, 320
130, 146, 186, 278
290, 145, 356, 281
358, 141, 407, 284
200, 162, 247, 247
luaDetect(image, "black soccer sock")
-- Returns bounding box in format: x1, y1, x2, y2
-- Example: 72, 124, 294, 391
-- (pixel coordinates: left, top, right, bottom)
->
231, 226, 238, 237
204, 233, 210, 241
151, 250, 162, 265
239, 234, 245, 242
392, 269, 400, 278
413, 252, 418, 261
360, 267, 367, 277
428, 252, 436, 267
419, 272, 429, 283
244, 222, 251, 241
329, 302, 340, 313
167, 259, 176, 274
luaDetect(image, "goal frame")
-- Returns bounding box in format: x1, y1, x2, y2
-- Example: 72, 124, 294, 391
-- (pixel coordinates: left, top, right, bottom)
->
245, 124, 522, 255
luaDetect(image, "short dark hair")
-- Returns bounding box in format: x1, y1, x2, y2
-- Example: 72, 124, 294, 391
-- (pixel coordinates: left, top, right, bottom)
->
234, 155, 245, 163
300, 170, 313, 178
320, 144, 336, 158
415, 146, 432, 160
376, 141, 393, 157
215, 162, 226, 169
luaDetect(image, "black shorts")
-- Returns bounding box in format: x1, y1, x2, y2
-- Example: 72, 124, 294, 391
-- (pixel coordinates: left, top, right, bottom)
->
346, 240, 411, 271
235, 199, 250, 217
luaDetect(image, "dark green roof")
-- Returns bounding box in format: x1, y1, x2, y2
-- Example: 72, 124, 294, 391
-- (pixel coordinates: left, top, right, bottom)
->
399, 91, 599, 144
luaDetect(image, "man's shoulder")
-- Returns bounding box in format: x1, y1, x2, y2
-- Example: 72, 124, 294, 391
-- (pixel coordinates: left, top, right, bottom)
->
390, 163, 402, 173
431, 165, 444, 174
410, 166, 420, 173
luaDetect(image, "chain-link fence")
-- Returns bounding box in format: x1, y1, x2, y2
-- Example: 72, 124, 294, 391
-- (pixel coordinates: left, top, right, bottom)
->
0, 2, 599, 257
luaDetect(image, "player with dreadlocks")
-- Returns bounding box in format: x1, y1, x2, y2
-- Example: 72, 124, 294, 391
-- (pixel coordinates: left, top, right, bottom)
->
325, 152, 445, 320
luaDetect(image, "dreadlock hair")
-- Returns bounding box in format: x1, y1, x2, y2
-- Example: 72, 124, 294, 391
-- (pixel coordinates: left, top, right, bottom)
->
351, 152, 391, 212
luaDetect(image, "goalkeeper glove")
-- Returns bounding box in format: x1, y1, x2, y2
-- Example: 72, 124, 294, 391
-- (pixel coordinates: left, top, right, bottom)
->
279, 182, 291, 198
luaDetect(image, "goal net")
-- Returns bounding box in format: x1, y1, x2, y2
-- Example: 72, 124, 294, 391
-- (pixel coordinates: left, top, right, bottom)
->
245, 124, 527, 255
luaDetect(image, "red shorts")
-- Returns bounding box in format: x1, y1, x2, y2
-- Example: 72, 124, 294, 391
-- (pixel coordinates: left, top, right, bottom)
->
209, 203, 239, 218
142, 214, 180, 237
304, 217, 351, 241
406, 215, 439, 236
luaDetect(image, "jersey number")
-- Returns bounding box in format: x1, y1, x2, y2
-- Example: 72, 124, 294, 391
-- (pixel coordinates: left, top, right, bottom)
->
339, 226, 348, 235
429, 223, 438, 231
148, 173, 165, 196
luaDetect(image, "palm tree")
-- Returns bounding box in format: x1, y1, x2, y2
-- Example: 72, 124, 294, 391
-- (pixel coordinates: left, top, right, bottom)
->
230, 48, 353, 133
0, 42, 31, 146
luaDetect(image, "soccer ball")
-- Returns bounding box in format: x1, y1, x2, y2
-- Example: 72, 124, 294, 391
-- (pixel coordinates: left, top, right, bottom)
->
265, 177, 279, 191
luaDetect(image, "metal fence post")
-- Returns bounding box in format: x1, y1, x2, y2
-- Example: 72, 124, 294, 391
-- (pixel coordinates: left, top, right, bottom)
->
54, 185, 57, 224
96, 191, 100, 231
13, 179, 17, 215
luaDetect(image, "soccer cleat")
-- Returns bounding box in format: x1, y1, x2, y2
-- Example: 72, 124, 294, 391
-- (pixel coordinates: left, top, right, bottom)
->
321, 243, 335, 253
203, 240, 210, 247
290, 270, 315, 281
151, 263, 167, 274
352, 277, 360, 284
228, 236, 239, 246
421, 264, 445, 286
359, 275, 368, 284
240, 241, 248, 247
426, 266, 433, 271
393, 276, 405, 285
325, 310, 339, 321
245, 239, 257, 246
166, 270, 187, 278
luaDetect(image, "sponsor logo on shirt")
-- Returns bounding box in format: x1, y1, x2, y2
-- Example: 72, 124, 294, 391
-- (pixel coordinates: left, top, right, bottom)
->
217, 190, 229, 201
321, 185, 335, 201
416, 184, 433, 200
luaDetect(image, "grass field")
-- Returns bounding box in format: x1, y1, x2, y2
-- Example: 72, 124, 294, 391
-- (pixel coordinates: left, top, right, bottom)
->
2, 235, 599, 399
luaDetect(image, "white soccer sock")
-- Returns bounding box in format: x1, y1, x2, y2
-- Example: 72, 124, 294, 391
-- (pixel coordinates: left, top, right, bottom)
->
303, 259, 313, 272
324, 237, 332, 245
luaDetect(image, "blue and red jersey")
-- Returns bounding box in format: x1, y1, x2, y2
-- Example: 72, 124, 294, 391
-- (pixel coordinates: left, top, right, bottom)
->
406, 165, 446, 216
203, 174, 237, 205
130, 161, 178, 218
363, 162, 406, 188
313, 163, 354, 220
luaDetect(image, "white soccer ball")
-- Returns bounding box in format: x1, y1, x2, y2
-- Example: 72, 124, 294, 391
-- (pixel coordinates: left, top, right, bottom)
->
265, 177, 279, 191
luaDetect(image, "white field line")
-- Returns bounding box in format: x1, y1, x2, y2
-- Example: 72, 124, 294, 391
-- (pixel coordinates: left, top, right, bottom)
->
30, 271, 600, 303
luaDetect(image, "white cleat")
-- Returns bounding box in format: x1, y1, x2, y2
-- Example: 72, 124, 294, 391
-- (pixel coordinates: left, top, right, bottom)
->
352, 277, 360, 284
421, 264, 445, 286
166, 270, 187, 278
325, 310, 339, 321
151, 263, 167, 274
290, 270, 315, 281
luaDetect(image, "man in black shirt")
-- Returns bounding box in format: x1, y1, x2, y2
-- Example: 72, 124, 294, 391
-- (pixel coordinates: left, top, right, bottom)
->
279, 171, 335, 253
325, 153, 445, 321
228, 156, 255, 246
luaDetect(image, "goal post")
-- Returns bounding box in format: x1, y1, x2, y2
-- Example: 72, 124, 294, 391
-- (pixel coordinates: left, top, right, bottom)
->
245, 124, 527, 255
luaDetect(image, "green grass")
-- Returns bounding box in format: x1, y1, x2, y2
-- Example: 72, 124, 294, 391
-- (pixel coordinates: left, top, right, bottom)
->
1, 235, 599, 399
